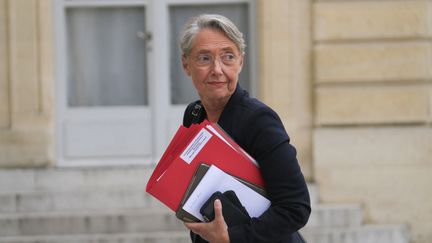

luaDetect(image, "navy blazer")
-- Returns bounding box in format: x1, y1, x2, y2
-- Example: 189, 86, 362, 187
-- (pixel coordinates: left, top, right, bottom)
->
183, 85, 311, 243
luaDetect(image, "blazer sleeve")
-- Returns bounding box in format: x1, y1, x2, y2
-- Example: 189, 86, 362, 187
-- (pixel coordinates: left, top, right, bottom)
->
228, 107, 311, 243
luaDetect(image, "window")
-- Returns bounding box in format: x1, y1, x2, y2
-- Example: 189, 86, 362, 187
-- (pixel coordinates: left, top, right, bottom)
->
66, 6, 148, 107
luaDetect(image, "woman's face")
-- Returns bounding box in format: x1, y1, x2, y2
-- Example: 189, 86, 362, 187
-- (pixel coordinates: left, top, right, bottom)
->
182, 28, 243, 103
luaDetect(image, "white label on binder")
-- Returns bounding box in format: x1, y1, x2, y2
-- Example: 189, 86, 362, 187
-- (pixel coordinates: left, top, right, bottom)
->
180, 128, 212, 164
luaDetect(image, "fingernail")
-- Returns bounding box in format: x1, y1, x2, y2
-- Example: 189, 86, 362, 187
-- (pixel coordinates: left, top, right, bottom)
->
215, 199, 221, 206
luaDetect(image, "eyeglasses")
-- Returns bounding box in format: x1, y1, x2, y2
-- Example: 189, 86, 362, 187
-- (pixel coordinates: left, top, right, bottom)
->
192, 52, 239, 67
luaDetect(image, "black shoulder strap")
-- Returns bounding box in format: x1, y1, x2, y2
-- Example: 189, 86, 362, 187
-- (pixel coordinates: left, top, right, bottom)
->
183, 101, 204, 127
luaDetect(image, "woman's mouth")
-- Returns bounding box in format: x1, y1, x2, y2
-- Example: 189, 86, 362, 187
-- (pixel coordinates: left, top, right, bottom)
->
207, 81, 227, 87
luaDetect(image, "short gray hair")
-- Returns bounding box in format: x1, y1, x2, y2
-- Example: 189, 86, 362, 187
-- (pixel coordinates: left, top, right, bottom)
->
180, 14, 246, 57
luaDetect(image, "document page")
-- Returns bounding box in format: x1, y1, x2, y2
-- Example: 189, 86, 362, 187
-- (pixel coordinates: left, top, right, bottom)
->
182, 165, 271, 221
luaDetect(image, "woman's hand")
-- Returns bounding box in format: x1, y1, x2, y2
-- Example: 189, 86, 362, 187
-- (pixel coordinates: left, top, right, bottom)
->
185, 199, 230, 243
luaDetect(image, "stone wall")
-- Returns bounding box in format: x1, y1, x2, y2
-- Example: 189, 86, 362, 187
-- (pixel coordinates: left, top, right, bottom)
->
0, 0, 54, 167
312, 1, 432, 243
259, 0, 314, 180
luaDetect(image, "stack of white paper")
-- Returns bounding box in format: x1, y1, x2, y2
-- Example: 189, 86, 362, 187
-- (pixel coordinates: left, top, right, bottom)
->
183, 165, 271, 221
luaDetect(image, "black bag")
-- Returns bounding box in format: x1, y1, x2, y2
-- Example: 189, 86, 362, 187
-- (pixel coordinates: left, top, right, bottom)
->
200, 190, 250, 227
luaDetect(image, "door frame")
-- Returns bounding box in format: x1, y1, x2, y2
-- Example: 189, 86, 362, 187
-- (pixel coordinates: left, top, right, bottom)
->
53, 0, 155, 167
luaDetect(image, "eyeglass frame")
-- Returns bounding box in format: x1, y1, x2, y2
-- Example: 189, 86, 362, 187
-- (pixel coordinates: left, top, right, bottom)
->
187, 51, 242, 68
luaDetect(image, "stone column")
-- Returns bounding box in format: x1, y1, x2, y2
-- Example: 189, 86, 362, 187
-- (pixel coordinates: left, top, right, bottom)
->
258, 0, 313, 180
0, 0, 53, 167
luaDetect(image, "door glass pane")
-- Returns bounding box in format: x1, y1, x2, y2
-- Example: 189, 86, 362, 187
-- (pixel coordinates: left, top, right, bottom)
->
169, 4, 250, 105
66, 7, 148, 107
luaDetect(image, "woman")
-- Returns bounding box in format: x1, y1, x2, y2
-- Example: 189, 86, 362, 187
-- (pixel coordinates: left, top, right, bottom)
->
181, 14, 311, 243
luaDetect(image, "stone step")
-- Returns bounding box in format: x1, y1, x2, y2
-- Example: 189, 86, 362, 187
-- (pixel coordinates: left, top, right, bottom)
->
0, 166, 153, 192
0, 186, 318, 214
307, 204, 363, 228
0, 224, 409, 243
0, 232, 190, 243
0, 168, 317, 213
301, 224, 410, 243
0, 189, 165, 213
0, 209, 183, 237
0, 168, 317, 202
0, 203, 362, 237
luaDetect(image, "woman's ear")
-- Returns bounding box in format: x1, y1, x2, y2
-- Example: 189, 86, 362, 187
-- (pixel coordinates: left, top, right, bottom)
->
182, 55, 191, 76
238, 52, 245, 73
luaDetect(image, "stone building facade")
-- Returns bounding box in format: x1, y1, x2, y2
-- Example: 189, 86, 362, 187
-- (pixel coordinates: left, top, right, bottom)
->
0, 0, 431, 242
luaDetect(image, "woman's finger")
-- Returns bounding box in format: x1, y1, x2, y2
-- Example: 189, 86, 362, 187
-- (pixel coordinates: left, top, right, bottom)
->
214, 199, 224, 222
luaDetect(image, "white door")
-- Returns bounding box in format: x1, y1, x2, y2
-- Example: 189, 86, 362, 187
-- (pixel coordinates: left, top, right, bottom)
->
55, 1, 154, 166
54, 0, 256, 167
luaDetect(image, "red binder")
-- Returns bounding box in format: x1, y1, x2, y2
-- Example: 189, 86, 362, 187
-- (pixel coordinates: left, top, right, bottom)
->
146, 121, 264, 211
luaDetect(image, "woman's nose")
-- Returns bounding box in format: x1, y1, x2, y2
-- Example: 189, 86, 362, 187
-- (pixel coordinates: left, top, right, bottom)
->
211, 58, 224, 74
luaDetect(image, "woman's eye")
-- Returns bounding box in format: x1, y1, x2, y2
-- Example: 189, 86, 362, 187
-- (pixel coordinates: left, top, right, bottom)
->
223, 53, 236, 61
197, 55, 210, 62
